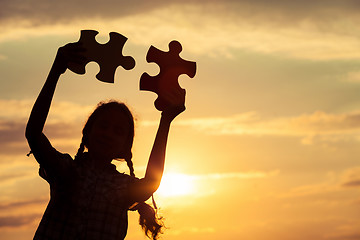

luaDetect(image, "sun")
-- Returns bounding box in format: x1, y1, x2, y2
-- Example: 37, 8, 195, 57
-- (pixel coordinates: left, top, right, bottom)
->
156, 172, 194, 197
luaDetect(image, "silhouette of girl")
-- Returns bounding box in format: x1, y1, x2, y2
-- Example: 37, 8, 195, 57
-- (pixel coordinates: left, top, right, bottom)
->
25, 43, 185, 240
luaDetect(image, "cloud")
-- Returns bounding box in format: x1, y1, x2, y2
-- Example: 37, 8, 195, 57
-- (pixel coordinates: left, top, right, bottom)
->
281, 166, 360, 198
341, 167, 360, 188
189, 170, 279, 180
0, 172, 28, 183
342, 180, 360, 187
4, 97, 360, 149
345, 71, 360, 83
156, 110, 360, 144
1, 1, 360, 59
0, 99, 93, 122
0, 0, 162, 25
324, 231, 360, 240
168, 226, 215, 236
171, 112, 261, 135
0, 198, 47, 211
0, 158, 38, 185
288, 111, 360, 132
0, 119, 81, 156
0, 121, 29, 155
0, 214, 41, 228
2, 0, 360, 27
0, 121, 26, 143
0, 99, 93, 155
0, 99, 32, 121
0, 99, 94, 129
280, 180, 338, 198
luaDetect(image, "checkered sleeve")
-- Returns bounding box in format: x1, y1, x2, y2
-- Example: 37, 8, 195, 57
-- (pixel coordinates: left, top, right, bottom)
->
39, 149, 74, 184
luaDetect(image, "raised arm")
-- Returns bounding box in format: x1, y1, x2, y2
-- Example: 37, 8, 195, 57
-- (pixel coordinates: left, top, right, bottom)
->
130, 90, 186, 202
25, 43, 85, 164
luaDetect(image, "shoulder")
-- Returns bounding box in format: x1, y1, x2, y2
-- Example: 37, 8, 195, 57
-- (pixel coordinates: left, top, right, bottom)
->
39, 149, 75, 183
112, 170, 139, 185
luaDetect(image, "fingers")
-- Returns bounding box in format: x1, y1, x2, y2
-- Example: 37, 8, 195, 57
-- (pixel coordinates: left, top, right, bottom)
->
161, 104, 185, 121
53, 43, 87, 74
58, 43, 87, 65
161, 87, 186, 107
160, 87, 186, 120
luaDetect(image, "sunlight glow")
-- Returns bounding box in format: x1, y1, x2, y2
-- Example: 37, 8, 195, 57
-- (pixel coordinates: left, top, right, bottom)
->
156, 173, 194, 197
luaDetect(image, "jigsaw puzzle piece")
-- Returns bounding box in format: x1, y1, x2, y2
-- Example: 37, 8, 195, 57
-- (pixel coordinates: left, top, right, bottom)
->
140, 40, 196, 111
68, 30, 135, 83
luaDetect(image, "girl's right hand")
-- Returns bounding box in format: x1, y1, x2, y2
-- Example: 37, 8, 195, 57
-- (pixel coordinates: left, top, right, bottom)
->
52, 43, 86, 74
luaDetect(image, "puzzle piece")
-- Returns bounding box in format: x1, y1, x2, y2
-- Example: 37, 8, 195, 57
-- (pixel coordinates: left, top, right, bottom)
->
140, 40, 196, 111
68, 30, 135, 83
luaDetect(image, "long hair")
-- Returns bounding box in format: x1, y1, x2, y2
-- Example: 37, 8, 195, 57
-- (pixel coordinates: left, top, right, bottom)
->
74, 100, 164, 240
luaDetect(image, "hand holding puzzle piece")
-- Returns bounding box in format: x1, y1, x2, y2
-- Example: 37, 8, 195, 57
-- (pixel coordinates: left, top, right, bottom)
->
68, 30, 136, 83
140, 41, 197, 111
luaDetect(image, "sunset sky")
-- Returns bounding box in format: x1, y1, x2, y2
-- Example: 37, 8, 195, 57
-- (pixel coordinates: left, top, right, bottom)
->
1, 0, 360, 239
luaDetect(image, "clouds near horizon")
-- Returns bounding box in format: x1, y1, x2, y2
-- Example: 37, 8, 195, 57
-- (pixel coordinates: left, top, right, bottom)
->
4, 99, 360, 157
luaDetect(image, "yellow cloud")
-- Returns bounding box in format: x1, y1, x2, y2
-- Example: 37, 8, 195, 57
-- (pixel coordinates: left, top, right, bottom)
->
189, 170, 279, 180
346, 71, 360, 83
280, 166, 360, 199
5, 97, 360, 147
0, 99, 93, 122
161, 110, 360, 145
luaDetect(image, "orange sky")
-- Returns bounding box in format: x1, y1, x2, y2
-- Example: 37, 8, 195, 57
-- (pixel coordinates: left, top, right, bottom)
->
1, 1, 360, 240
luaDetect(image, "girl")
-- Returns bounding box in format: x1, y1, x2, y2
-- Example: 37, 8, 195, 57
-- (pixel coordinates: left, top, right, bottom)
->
25, 43, 185, 240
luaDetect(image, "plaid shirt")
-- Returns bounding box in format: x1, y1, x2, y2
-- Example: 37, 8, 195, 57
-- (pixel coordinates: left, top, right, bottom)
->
34, 151, 137, 240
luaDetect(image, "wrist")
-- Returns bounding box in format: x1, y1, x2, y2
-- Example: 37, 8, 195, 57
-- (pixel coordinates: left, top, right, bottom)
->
160, 113, 174, 126
161, 105, 185, 122
50, 62, 66, 76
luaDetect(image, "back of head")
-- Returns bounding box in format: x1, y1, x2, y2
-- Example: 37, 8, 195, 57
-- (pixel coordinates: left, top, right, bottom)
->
75, 100, 135, 161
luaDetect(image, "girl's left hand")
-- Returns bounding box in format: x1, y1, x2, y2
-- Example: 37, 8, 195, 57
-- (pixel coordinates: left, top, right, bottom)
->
161, 87, 186, 121
162, 105, 185, 122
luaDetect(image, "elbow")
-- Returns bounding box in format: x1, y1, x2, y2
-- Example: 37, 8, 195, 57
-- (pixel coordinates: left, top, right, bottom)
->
25, 127, 31, 140
151, 182, 161, 194
25, 125, 34, 141
144, 178, 161, 197
25, 125, 41, 144
131, 178, 161, 203
143, 169, 163, 192
144, 184, 160, 202
151, 181, 163, 198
